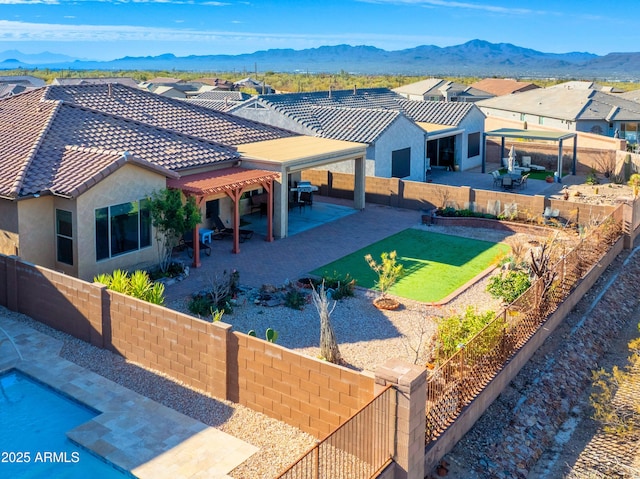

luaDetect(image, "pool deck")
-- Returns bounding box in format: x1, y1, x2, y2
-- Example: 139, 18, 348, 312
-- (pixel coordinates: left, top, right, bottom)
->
0, 314, 257, 479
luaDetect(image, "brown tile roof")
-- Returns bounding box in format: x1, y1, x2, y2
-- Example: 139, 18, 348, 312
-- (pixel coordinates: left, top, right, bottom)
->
470, 78, 540, 97
0, 89, 240, 198
42, 83, 295, 145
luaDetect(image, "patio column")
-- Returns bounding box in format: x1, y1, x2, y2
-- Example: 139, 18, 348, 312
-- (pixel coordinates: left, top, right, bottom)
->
572, 135, 578, 175
354, 156, 366, 210
273, 169, 288, 239
557, 138, 564, 178
262, 180, 274, 242
481, 133, 487, 173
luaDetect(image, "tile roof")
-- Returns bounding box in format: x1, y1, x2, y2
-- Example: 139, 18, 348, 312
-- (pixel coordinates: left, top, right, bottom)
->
42, 83, 295, 145
469, 78, 539, 96
0, 89, 241, 198
398, 100, 477, 126
52, 77, 140, 89
477, 88, 640, 122
247, 88, 417, 143
195, 91, 251, 101
240, 88, 480, 140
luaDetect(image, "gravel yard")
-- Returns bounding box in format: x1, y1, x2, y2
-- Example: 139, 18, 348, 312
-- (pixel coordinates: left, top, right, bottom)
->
1, 224, 570, 479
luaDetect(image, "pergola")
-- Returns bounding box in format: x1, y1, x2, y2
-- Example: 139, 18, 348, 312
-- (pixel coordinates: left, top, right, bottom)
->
482, 128, 578, 175
168, 166, 279, 267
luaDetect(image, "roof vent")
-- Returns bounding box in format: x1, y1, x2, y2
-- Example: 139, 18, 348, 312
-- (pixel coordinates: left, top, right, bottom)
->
353, 85, 357, 95
108, 83, 112, 97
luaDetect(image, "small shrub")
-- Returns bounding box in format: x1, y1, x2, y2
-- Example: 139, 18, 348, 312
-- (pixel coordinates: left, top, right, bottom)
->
321, 271, 356, 300
435, 307, 497, 361
285, 289, 306, 310
364, 250, 404, 299
94, 269, 165, 305
486, 270, 531, 304
188, 295, 213, 316
585, 169, 599, 185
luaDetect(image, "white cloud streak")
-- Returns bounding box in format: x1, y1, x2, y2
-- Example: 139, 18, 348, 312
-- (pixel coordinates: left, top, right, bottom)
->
358, 0, 545, 16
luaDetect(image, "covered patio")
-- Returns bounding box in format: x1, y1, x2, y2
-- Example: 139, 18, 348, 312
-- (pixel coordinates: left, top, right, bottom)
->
482, 128, 578, 175
237, 136, 367, 239
168, 166, 279, 267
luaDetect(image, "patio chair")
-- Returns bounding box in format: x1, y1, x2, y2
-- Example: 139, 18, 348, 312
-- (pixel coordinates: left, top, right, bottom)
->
522, 156, 545, 171
502, 175, 514, 190
491, 170, 502, 188
178, 232, 212, 258
213, 216, 254, 243
299, 191, 313, 208
517, 173, 529, 189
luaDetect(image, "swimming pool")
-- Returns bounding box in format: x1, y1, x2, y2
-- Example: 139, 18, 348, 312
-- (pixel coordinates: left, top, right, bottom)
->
0, 370, 134, 478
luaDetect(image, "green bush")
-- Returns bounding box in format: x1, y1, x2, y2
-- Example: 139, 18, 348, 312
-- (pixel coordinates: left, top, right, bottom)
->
486, 270, 531, 304
436, 207, 497, 219
188, 296, 213, 316
94, 269, 165, 305
321, 271, 356, 300
436, 307, 497, 360
285, 289, 307, 310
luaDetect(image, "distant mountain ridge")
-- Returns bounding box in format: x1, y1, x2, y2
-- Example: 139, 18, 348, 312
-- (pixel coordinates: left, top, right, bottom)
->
1, 40, 638, 80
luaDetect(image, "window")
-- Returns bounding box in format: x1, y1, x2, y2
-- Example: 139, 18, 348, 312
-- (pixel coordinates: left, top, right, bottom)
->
467, 132, 480, 157
56, 209, 73, 265
391, 147, 411, 178
95, 199, 151, 261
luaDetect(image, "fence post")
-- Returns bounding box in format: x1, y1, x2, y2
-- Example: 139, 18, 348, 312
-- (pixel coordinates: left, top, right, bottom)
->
375, 359, 427, 479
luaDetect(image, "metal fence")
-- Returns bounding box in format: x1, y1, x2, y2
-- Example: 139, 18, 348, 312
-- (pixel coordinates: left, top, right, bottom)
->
425, 210, 624, 444
277, 385, 396, 479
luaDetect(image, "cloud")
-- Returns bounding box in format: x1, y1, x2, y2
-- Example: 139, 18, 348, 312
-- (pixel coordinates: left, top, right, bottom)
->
0, 0, 229, 4
358, 0, 544, 15
0, 19, 437, 45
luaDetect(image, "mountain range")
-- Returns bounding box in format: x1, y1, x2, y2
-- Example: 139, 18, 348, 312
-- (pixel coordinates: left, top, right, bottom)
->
2, 40, 640, 80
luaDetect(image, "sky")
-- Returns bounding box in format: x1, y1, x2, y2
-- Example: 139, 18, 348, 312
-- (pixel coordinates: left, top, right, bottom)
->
0, 0, 637, 61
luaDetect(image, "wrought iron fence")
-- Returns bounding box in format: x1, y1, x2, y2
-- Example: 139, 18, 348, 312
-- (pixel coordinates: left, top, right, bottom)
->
426, 209, 624, 444
277, 385, 396, 479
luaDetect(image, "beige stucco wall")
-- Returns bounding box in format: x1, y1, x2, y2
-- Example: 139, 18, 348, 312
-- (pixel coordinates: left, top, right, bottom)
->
76, 164, 166, 281
17, 196, 56, 269
0, 200, 19, 256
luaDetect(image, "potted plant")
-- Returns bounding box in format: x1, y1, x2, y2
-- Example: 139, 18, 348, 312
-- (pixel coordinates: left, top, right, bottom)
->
364, 250, 404, 310
545, 175, 554, 183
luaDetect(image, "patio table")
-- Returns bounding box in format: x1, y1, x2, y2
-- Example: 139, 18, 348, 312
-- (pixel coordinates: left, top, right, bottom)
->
199, 228, 214, 244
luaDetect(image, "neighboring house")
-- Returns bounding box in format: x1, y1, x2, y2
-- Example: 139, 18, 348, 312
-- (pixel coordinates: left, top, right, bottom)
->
469, 78, 539, 97
547, 81, 624, 93
0, 85, 367, 275
393, 78, 493, 103
614, 89, 640, 104
192, 77, 235, 91
0, 75, 45, 87
230, 88, 427, 180
0, 83, 28, 99
152, 85, 188, 99
231, 87, 485, 175
399, 100, 486, 171
234, 77, 273, 94
52, 77, 140, 89
477, 87, 640, 144
185, 90, 252, 112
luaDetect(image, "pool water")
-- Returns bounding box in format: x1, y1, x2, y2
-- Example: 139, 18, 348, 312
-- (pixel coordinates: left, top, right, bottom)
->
0, 370, 134, 478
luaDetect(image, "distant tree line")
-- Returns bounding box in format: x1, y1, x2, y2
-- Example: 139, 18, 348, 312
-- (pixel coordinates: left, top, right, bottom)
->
4, 68, 640, 93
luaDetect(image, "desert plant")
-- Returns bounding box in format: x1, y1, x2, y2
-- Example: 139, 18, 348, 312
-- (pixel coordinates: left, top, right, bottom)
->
321, 271, 356, 300
284, 289, 306, 310
434, 307, 497, 361
487, 270, 531, 304
149, 188, 201, 274
94, 269, 165, 305
628, 173, 640, 197
311, 281, 342, 364
248, 328, 279, 343
364, 250, 404, 298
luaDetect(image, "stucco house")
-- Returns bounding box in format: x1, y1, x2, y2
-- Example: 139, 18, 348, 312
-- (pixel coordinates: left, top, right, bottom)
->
477, 87, 640, 144
231, 87, 485, 175
0, 85, 367, 279
393, 78, 493, 103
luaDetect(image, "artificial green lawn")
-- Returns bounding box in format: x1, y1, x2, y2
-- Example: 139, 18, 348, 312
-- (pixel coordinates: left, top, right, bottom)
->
311, 229, 509, 303
498, 168, 559, 181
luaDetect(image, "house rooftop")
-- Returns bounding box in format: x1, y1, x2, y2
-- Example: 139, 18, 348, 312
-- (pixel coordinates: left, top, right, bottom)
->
0, 88, 244, 199
469, 78, 539, 96
42, 83, 296, 146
